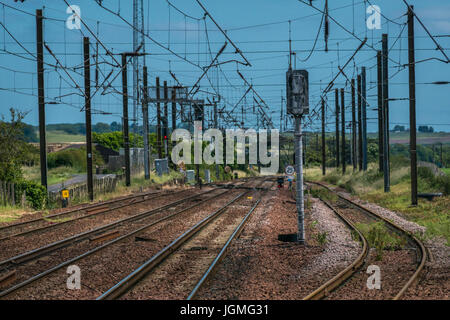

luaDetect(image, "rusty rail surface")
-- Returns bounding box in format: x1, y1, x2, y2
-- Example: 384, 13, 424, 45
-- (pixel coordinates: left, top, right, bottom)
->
306, 180, 427, 300
187, 197, 263, 300
0, 188, 231, 298
0, 189, 179, 241
303, 195, 369, 300
97, 178, 269, 300
0, 188, 218, 270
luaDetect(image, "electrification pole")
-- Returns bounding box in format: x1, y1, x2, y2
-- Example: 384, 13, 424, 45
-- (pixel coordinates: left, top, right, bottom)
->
120, 51, 143, 186
143, 66, 150, 180
122, 54, 131, 186
171, 87, 177, 169
341, 88, 346, 174
83, 37, 94, 201
408, 6, 417, 205
214, 100, 220, 180
351, 79, 357, 171
335, 88, 340, 169
36, 9, 47, 190
382, 34, 391, 192
156, 77, 162, 159
357, 74, 363, 171
163, 81, 169, 158
362, 67, 367, 171
377, 51, 384, 172
322, 97, 326, 175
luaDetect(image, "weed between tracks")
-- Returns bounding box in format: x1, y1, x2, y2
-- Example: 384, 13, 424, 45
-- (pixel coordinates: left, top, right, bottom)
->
309, 185, 407, 259
355, 221, 407, 260
305, 164, 450, 245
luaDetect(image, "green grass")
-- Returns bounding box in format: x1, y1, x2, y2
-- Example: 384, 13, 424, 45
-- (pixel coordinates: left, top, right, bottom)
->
306, 164, 450, 245
23, 166, 81, 186
46, 130, 85, 143
356, 221, 407, 260
443, 168, 450, 176
0, 206, 28, 223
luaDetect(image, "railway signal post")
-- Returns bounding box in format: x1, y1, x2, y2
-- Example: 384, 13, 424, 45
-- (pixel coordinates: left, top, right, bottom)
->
286, 68, 309, 244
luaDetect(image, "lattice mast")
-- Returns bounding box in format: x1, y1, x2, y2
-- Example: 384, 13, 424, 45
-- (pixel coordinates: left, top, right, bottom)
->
133, 0, 145, 138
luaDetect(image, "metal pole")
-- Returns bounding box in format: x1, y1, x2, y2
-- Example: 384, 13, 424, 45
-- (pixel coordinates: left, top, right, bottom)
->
36, 9, 47, 190
382, 34, 391, 192
357, 74, 363, 171
408, 6, 417, 205
171, 87, 177, 169
362, 67, 367, 171
341, 88, 346, 174
84, 37, 94, 201
321, 98, 326, 175
163, 81, 169, 158
295, 116, 305, 244
156, 77, 162, 159
377, 51, 384, 172
142, 66, 150, 180
351, 79, 357, 171
214, 101, 220, 180
335, 89, 340, 169
122, 54, 131, 186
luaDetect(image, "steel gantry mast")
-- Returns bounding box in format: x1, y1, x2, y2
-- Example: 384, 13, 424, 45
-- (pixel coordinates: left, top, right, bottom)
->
133, 0, 145, 160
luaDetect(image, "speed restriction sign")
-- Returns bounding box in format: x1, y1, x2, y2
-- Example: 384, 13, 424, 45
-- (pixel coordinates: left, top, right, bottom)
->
285, 165, 295, 175
61, 189, 69, 199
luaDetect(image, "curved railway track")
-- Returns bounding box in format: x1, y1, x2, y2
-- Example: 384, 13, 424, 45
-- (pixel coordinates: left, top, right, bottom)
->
97, 178, 273, 300
0, 178, 269, 299
304, 181, 427, 300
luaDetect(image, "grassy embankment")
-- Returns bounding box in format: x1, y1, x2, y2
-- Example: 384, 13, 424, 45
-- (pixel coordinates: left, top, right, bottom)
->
46, 130, 85, 143
305, 163, 450, 245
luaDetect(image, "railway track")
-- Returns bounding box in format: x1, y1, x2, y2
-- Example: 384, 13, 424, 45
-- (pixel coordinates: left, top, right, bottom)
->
0, 178, 269, 299
304, 181, 427, 300
0, 188, 180, 241
97, 178, 273, 300
0, 187, 218, 267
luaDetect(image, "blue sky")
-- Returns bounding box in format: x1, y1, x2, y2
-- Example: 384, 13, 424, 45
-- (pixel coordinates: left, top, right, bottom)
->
0, 0, 449, 133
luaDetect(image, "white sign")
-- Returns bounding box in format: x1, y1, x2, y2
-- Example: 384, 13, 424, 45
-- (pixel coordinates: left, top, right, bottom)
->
285, 165, 295, 175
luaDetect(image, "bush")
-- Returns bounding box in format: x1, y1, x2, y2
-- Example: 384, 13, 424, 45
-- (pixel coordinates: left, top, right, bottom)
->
48, 148, 86, 170
15, 180, 47, 210
418, 166, 450, 195
436, 175, 450, 195
47, 147, 104, 171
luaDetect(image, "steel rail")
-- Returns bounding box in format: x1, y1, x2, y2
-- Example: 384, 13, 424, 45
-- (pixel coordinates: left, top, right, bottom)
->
0, 188, 219, 269
0, 179, 224, 238
0, 189, 190, 241
307, 180, 427, 300
0, 189, 233, 298
187, 197, 263, 300
97, 179, 267, 300
0, 189, 162, 235
302, 196, 368, 300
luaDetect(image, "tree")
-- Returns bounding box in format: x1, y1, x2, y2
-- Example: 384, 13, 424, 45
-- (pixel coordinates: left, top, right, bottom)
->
93, 122, 111, 133
0, 108, 29, 181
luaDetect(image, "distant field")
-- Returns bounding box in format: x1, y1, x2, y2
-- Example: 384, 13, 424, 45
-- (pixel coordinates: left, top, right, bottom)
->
46, 130, 85, 143
367, 132, 450, 145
